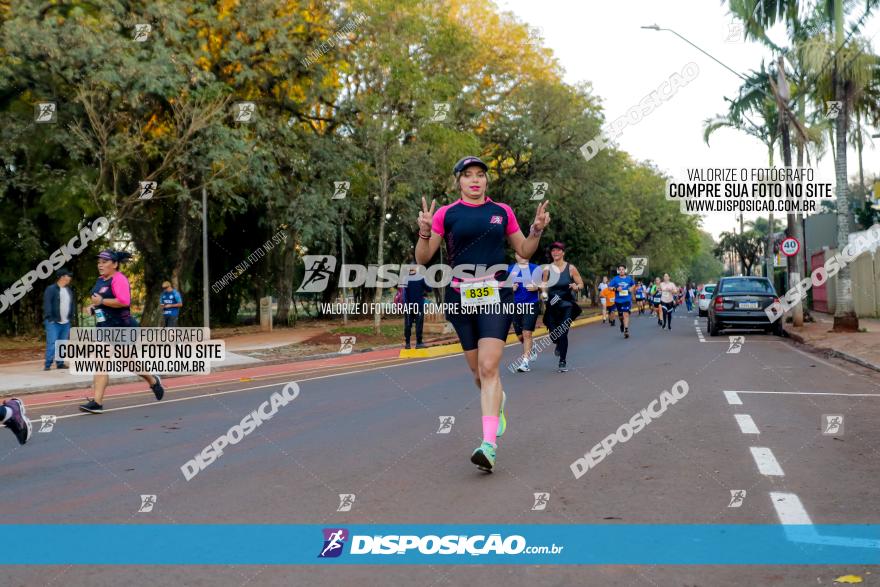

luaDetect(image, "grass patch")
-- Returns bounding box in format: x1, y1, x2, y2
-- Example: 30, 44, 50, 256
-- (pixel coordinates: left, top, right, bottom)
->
329, 324, 403, 338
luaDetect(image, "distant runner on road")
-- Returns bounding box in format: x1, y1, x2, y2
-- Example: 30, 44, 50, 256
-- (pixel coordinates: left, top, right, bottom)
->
659, 273, 680, 331
608, 264, 635, 339
541, 242, 584, 372
508, 253, 541, 372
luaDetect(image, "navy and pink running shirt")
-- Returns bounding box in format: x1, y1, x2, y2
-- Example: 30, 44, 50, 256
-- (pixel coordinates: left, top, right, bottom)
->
430, 197, 521, 274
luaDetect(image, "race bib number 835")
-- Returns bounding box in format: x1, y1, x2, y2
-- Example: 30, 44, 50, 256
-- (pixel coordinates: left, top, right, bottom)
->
461, 280, 500, 306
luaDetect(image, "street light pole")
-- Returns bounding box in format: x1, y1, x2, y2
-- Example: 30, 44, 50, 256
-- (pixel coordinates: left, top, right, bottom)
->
340, 219, 347, 325
640, 25, 749, 82
202, 185, 210, 332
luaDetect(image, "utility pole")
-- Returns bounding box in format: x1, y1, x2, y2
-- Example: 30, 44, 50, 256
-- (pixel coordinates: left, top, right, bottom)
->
340, 219, 348, 325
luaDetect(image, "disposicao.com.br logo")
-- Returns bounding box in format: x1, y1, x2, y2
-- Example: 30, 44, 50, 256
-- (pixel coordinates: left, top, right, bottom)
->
318, 529, 563, 558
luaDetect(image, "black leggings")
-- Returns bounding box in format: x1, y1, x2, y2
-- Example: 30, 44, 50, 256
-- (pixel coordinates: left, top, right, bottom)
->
662, 302, 675, 328
549, 306, 574, 361
404, 307, 424, 343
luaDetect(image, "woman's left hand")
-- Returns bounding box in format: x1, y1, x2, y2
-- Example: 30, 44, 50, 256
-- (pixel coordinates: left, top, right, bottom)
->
532, 201, 550, 231
90, 294, 102, 305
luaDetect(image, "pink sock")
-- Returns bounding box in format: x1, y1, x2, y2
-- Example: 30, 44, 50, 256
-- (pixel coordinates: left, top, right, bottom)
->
482, 416, 499, 446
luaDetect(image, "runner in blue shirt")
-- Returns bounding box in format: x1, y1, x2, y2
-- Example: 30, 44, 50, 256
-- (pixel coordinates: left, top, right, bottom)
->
635, 281, 647, 315
508, 253, 541, 372
608, 264, 636, 339
160, 281, 183, 327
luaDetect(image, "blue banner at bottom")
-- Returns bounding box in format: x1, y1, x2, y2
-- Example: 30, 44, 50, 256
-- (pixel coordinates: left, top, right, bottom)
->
3, 525, 879, 565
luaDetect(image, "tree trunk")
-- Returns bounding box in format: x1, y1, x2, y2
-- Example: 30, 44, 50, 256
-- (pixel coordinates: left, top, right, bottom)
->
372, 148, 389, 335
832, 52, 858, 331
789, 90, 806, 326
275, 231, 295, 325
767, 146, 775, 282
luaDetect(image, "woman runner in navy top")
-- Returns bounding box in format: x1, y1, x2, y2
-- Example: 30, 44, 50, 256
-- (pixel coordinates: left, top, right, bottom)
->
415, 156, 550, 472
79, 250, 165, 414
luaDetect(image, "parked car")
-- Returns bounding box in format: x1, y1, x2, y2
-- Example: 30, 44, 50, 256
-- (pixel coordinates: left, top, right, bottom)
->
707, 276, 784, 336
697, 283, 716, 317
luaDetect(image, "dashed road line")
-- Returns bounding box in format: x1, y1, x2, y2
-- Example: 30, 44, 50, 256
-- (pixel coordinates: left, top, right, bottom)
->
769, 491, 811, 524
750, 446, 784, 476
723, 390, 743, 405
734, 414, 760, 434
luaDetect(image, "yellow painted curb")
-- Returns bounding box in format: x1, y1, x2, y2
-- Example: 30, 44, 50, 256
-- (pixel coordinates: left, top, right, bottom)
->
398, 313, 604, 359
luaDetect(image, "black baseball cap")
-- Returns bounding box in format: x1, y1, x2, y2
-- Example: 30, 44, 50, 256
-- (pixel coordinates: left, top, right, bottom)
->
55, 268, 72, 278
453, 156, 488, 175
549, 241, 565, 251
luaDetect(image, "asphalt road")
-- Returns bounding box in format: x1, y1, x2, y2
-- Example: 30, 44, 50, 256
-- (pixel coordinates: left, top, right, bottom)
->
4, 308, 880, 586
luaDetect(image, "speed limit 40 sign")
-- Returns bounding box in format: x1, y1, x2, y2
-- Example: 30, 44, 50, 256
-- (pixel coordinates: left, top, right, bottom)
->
781, 237, 800, 257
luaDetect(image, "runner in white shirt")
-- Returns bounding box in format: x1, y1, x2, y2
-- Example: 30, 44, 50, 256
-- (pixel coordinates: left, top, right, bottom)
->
659, 273, 680, 331
598, 276, 609, 324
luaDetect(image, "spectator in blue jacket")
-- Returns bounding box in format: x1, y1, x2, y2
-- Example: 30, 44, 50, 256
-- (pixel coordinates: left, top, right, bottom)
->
43, 268, 75, 370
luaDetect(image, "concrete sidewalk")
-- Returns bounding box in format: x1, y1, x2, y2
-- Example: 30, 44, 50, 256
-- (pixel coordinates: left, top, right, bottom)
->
0, 327, 327, 396
784, 311, 880, 372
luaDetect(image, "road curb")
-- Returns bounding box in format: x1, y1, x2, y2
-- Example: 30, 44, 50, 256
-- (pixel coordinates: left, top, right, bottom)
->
398, 313, 604, 358
784, 325, 880, 374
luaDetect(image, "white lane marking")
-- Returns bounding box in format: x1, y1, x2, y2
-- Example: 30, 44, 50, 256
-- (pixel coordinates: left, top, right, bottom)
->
734, 414, 760, 434
723, 390, 742, 405
737, 390, 880, 398
695, 325, 706, 342
750, 447, 784, 476
770, 491, 812, 524
37, 353, 467, 420
771, 492, 880, 547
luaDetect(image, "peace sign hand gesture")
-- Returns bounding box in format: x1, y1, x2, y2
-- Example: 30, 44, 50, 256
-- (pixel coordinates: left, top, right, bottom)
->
418, 197, 436, 236
532, 200, 550, 231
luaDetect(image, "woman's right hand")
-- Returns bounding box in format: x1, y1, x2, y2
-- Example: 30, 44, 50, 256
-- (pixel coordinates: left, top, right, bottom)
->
418, 197, 436, 235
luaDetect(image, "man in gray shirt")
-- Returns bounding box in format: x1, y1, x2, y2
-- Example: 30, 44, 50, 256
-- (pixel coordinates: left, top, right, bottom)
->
43, 268, 74, 370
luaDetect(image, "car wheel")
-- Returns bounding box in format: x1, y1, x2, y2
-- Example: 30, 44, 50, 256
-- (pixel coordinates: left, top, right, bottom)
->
771, 320, 784, 337
708, 318, 720, 337
698, 309, 706, 317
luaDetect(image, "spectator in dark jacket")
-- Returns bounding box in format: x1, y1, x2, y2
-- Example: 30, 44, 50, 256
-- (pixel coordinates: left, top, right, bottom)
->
43, 268, 75, 370
401, 264, 430, 349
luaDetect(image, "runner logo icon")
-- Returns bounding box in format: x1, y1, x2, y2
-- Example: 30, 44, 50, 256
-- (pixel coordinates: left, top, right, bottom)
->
319, 528, 349, 558
437, 416, 455, 434
338, 336, 356, 354
337, 493, 356, 512
138, 495, 157, 513
727, 336, 744, 354
728, 489, 746, 508
39, 415, 56, 433
531, 492, 550, 511
822, 414, 844, 435
297, 256, 338, 293
629, 257, 647, 276
490, 215, 502, 225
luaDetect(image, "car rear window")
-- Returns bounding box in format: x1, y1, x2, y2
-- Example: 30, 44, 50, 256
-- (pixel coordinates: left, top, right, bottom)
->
719, 278, 774, 294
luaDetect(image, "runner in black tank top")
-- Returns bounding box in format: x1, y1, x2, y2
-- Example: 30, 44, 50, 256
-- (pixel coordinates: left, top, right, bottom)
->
541, 243, 584, 372
415, 156, 550, 473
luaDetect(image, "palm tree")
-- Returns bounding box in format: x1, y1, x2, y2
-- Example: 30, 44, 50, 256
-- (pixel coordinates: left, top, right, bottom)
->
727, 0, 879, 330
704, 62, 781, 277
